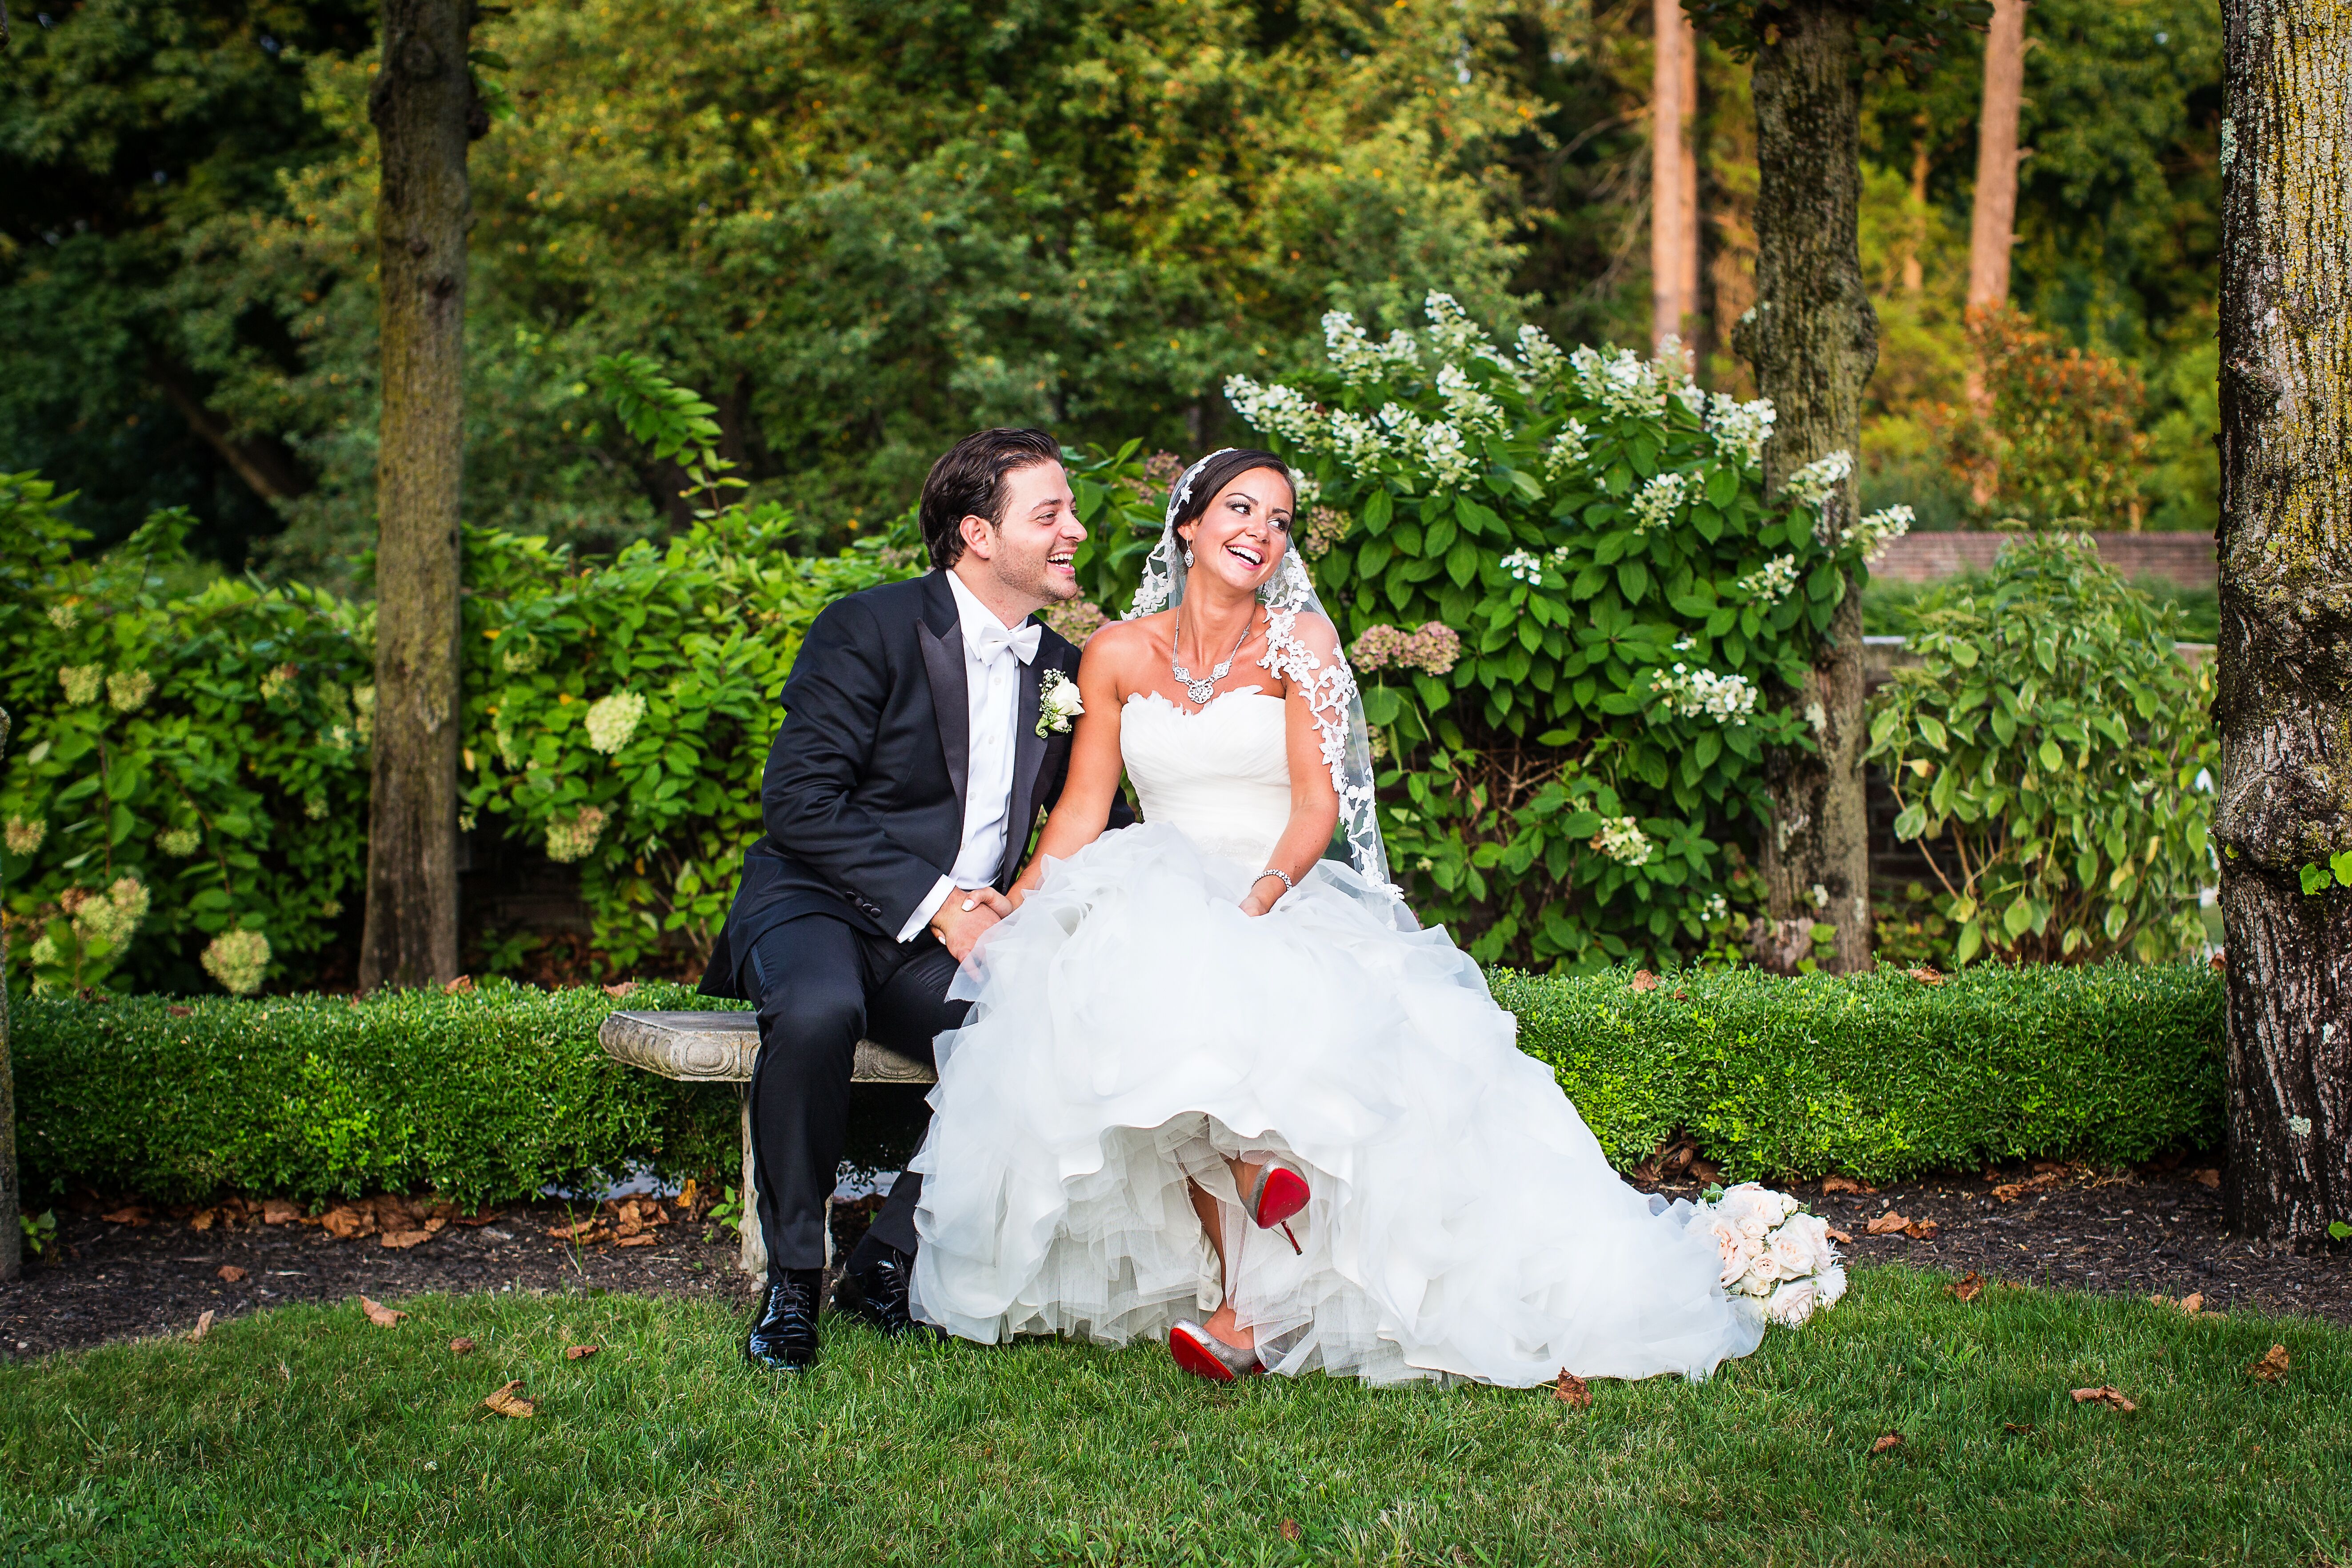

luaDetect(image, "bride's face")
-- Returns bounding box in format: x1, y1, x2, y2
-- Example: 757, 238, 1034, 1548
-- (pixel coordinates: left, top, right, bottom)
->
1179, 468, 1294, 595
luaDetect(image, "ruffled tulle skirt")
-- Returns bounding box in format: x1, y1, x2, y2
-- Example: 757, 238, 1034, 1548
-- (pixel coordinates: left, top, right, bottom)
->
905, 823, 1766, 1387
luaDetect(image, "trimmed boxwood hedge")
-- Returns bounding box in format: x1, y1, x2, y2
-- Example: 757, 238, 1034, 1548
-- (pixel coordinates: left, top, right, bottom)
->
12, 964, 2222, 1205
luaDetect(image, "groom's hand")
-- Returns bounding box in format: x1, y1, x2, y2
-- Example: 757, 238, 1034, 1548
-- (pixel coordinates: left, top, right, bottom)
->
930, 887, 1013, 962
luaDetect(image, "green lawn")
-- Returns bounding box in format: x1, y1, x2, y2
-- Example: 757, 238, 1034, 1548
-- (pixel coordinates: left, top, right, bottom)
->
1, 1267, 2343, 1567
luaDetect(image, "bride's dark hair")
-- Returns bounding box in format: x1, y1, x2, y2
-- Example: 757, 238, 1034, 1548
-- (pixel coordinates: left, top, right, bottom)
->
1169, 449, 1293, 540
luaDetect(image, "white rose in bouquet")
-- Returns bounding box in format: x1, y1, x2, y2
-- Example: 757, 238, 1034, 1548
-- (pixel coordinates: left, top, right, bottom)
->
1767, 1224, 1820, 1280
1767, 1276, 1821, 1327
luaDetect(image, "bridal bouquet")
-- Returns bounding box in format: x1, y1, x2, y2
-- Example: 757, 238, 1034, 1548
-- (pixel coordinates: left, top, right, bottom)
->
1703, 1183, 1847, 1327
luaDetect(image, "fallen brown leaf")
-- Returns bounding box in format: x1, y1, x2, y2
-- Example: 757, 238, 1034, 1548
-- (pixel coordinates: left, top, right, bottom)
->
450, 1336, 478, 1355
380, 1228, 433, 1250
451, 1208, 504, 1227
2072, 1385, 2137, 1412
360, 1295, 407, 1328
1870, 1432, 1903, 1455
676, 1178, 700, 1215
1904, 1218, 1940, 1240
188, 1208, 217, 1232
189, 1310, 216, 1344
1279, 1520, 1302, 1543
1821, 1173, 1871, 1195
482, 1380, 536, 1419
1866, 1211, 1912, 1236
1825, 1227, 1853, 1245
1908, 967, 1944, 986
1553, 1368, 1592, 1408
320, 1205, 374, 1240
1629, 969, 1659, 992
218, 1264, 248, 1283
547, 1218, 603, 1242
602, 980, 638, 999
565, 1344, 600, 1361
2192, 1168, 2221, 1190
443, 974, 475, 995
1688, 1158, 1722, 1184
167, 1004, 192, 1018
101, 1206, 149, 1227
2003, 1422, 2036, 1434
1949, 1271, 1984, 1303
616, 1233, 658, 1248
2179, 1292, 2204, 1316
261, 1199, 304, 1226
2248, 1344, 2290, 1383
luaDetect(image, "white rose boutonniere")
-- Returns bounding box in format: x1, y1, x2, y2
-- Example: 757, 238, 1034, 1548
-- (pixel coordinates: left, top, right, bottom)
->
1036, 668, 1084, 737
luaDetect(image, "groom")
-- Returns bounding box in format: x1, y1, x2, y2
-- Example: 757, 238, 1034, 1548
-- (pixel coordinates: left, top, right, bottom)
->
700, 427, 1121, 1372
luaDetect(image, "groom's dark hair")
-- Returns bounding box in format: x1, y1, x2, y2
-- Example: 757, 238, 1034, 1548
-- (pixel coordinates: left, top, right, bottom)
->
920, 427, 1064, 570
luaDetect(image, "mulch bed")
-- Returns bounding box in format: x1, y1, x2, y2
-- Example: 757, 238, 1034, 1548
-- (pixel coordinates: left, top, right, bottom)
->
5, 1160, 2345, 1362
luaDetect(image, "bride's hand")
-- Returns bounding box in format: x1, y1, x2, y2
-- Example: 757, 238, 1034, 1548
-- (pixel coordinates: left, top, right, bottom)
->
1238, 892, 1273, 919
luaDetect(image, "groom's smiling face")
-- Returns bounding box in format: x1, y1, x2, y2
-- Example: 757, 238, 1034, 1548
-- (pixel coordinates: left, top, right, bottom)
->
958, 460, 1086, 611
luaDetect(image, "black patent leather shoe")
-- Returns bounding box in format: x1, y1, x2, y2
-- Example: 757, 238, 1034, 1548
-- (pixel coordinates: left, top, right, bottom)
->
833, 1243, 929, 1338
745, 1270, 822, 1372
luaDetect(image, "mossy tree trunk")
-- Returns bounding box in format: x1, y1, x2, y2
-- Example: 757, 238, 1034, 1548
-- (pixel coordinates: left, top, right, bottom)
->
1, 705, 19, 1284
1730, 0, 1879, 974
2216, 0, 2352, 1244
360, 0, 477, 990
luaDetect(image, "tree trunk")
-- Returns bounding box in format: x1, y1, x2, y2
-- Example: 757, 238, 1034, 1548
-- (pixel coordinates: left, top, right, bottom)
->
1652, 0, 1703, 356
1731, 0, 1878, 975
1966, 0, 2029, 318
1901, 116, 1931, 294
1, 705, 19, 1284
360, 0, 472, 990
2215, 0, 2352, 1244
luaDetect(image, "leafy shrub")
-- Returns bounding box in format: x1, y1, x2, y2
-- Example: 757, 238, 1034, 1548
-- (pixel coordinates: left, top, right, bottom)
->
1865, 535, 2215, 965
1947, 309, 2151, 527
1497, 961, 2222, 1183
12, 964, 2221, 1203
10, 981, 738, 1206
1220, 295, 1912, 968
0, 476, 371, 994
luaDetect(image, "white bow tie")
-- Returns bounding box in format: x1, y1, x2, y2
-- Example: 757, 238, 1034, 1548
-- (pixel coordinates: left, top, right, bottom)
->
967, 620, 1041, 666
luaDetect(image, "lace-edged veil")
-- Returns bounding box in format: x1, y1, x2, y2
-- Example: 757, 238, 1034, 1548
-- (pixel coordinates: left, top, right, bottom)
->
1125, 449, 1395, 895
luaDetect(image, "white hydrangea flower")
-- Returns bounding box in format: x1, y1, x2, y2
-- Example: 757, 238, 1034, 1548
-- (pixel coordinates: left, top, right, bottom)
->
584, 691, 648, 755
1629, 470, 1688, 533
1325, 410, 1388, 470
500, 637, 543, 675
29, 933, 60, 968
58, 664, 102, 705
1500, 550, 1543, 584
1515, 323, 1566, 384
304, 796, 329, 820
1784, 449, 1854, 510
1591, 816, 1653, 867
1289, 470, 1321, 510
1705, 393, 1776, 466
158, 825, 200, 856
5, 816, 46, 856
1568, 344, 1664, 419
47, 600, 78, 630
1652, 641, 1758, 724
1422, 291, 1492, 363
1378, 403, 1428, 445
1544, 419, 1590, 482
324, 723, 353, 752
1844, 504, 1914, 564
1701, 892, 1729, 922
1223, 375, 1327, 449
352, 684, 376, 743
1418, 420, 1479, 488
259, 663, 297, 702
1736, 553, 1801, 606
72, 875, 151, 949
1321, 311, 1421, 384
546, 804, 609, 863
1435, 364, 1505, 436
201, 928, 271, 995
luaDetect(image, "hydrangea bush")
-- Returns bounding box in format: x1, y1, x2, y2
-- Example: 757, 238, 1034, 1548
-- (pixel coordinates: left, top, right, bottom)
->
1220, 295, 1908, 967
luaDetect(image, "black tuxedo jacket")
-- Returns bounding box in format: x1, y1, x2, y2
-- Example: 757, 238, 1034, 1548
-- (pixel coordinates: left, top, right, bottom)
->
698, 569, 1122, 998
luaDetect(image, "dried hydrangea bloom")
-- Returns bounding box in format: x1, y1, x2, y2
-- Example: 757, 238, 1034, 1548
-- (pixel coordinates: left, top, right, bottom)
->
105, 669, 155, 712
202, 928, 272, 995
58, 664, 103, 705
546, 804, 609, 863
1040, 598, 1108, 646
1300, 506, 1351, 559
157, 825, 201, 857
1350, 621, 1461, 678
5, 816, 46, 856
1590, 816, 1653, 866
584, 691, 648, 755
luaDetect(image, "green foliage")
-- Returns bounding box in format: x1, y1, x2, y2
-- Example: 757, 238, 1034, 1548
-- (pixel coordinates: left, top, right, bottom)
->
1865, 536, 2215, 966
586, 353, 747, 519
1225, 299, 1905, 968
10, 981, 739, 1207
0, 473, 369, 995
1498, 960, 2222, 1184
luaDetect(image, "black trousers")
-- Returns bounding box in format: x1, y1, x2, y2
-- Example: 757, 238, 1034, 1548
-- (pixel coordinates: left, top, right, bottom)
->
740, 912, 968, 1278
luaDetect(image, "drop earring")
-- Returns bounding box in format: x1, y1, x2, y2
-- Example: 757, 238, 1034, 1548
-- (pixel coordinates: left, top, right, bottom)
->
1183, 547, 1195, 568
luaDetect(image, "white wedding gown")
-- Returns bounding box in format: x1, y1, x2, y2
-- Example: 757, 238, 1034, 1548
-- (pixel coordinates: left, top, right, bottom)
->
905, 687, 1767, 1386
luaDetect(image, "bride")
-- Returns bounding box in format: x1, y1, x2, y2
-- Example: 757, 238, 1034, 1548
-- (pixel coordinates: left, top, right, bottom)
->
904, 448, 1770, 1386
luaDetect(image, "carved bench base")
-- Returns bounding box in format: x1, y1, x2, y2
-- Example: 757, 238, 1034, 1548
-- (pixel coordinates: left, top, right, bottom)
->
597, 1010, 935, 1277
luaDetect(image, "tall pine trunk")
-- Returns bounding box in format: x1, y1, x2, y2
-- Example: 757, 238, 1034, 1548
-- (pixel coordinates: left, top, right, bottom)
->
0, 706, 17, 1283
1652, 0, 1703, 355
2216, 0, 2352, 1244
1732, 0, 1878, 974
1965, 0, 2029, 320
360, 0, 473, 989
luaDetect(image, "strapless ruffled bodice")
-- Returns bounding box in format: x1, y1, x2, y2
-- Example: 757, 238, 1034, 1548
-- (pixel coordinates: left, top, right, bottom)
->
1119, 688, 1290, 865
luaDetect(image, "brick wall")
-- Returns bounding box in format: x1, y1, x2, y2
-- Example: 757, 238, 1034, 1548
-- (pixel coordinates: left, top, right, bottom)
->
1874, 532, 2215, 588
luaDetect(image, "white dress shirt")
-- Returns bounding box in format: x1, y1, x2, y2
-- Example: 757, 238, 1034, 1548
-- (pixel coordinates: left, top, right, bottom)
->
896, 570, 1040, 941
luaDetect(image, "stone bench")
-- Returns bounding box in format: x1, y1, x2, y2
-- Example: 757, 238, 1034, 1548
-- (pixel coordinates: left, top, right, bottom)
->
597, 1010, 935, 1278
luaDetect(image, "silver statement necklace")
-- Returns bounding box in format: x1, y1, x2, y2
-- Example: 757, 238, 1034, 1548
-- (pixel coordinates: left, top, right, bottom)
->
1172, 606, 1255, 708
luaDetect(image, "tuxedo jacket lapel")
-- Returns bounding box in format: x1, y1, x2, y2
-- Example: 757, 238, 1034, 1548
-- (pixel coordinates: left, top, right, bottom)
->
996, 642, 1051, 888
916, 579, 970, 820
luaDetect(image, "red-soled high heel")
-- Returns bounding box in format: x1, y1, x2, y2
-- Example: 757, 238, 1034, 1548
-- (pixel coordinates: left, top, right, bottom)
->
1169, 1320, 1262, 1382
1244, 1165, 1310, 1254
